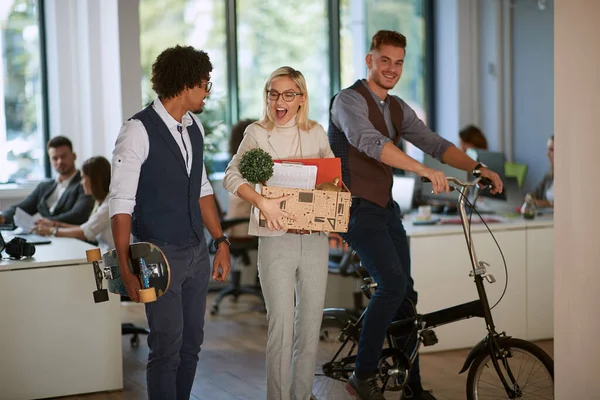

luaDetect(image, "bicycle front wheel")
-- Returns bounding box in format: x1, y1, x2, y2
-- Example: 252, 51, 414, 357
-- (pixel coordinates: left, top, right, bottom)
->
466, 338, 554, 400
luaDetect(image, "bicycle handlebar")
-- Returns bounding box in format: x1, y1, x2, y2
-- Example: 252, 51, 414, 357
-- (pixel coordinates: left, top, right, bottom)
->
420, 175, 494, 189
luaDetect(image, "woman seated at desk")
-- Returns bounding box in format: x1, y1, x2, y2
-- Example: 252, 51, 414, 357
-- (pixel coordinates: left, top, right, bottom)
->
34, 156, 114, 252
528, 135, 554, 208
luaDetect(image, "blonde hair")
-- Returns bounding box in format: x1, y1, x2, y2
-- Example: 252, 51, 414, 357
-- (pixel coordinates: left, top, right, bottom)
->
259, 66, 317, 132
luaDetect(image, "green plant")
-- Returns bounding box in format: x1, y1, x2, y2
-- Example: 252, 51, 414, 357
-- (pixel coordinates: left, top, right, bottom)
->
239, 148, 274, 184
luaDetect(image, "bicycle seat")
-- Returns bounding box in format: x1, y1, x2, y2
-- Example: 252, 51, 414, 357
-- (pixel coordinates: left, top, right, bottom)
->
387, 316, 417, 337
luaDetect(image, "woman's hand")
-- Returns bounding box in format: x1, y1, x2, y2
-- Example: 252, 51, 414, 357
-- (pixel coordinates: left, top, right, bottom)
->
34, 225, 52, 236
257, 195, 295, 231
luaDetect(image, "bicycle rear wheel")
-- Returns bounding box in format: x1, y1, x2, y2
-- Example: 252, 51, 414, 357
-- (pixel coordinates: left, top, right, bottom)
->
466, 338, 554, 400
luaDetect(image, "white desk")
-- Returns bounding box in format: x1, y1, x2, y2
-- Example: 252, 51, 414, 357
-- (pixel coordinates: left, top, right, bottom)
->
0, 236, 123, 400
325, 214, 554, 352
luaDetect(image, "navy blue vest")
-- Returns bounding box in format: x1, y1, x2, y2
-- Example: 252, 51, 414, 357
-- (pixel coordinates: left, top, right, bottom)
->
130, 105, 205, 246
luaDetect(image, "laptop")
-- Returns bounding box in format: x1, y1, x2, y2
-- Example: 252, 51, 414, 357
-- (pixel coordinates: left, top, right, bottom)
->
2, 230, 52, 245
392, 175, 416, 215
477, 176, 523, 215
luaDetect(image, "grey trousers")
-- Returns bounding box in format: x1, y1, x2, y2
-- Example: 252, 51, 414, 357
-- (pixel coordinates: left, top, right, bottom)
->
258, 232, 329, 400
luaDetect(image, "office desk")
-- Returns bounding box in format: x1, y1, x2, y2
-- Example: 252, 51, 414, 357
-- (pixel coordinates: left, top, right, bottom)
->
325, 215, 554, 352
0, 237, 123, 400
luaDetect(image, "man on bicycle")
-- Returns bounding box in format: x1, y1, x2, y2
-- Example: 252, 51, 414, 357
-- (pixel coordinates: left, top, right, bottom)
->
328, 30, 503, 400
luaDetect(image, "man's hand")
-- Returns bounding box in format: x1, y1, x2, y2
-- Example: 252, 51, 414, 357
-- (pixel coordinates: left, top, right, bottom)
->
121, 268, 141, 302
479, 167, 503, 194
0, 215, 5, 225
212, 243, 231, 281
416, 167, 450, 194
257, 195, 295, 231
35, 217, 55, 227
33, 225, 52, 236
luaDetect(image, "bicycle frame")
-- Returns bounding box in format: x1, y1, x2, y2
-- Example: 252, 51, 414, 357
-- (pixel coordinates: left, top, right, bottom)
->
320, 176, 523, 396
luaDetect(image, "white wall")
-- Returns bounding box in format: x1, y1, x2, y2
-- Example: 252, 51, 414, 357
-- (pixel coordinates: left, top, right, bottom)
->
511, 0, 554, 192
554, 1, 600, 396
44, 0, 141, 166
434, 0, 479, 145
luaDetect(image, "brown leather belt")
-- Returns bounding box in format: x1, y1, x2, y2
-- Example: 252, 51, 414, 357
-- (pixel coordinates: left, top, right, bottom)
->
287, 229, 316, 235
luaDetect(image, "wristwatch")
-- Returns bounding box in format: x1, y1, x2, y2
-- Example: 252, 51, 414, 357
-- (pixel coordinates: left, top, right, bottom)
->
472, 163, 487, 175
213, 235, 231, 250
50, 227, 58, 236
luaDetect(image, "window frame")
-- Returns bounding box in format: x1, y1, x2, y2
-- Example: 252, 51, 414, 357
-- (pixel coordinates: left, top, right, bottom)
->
38, 0, 51, 178
222, 0, 434, 134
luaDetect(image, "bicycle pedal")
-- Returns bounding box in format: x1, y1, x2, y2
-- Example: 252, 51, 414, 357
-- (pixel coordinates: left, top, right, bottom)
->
421, 329, 438, 347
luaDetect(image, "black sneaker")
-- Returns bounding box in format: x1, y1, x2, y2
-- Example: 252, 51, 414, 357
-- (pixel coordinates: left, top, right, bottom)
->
346, 372, 385, 400
400, 388, 437, 400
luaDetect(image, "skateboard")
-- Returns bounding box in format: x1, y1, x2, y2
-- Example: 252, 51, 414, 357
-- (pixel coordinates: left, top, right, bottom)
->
86, 242, 171, 304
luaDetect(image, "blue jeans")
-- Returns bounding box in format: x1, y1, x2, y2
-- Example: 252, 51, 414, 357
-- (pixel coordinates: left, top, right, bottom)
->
143, 238, 211, 400
342, 198, 423, 391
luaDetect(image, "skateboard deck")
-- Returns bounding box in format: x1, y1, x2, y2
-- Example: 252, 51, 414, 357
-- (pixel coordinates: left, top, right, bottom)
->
86, 242, 170, 304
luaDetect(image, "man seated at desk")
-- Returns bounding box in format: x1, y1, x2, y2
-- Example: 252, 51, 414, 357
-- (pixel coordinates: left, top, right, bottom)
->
0, 136, 95, 227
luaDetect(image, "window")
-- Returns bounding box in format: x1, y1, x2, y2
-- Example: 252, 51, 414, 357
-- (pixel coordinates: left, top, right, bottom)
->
236, 0, 330, 128
138, 1, 432, 174
0, 0, 46, 183
340, 0, 430, 163
139, 0, 228, 175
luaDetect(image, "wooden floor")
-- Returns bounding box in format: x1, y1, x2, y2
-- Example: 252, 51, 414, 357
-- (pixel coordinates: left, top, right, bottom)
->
63, 294, 553, 400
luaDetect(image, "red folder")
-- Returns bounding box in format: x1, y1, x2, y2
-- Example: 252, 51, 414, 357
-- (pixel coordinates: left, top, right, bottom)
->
273, 157, 342, 187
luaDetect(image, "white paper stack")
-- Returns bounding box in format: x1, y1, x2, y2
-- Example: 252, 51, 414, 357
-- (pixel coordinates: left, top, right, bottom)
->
265, 163, 317, 189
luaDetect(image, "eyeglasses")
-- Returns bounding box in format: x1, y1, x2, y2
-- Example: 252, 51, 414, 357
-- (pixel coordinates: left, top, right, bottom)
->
266, 90, 303, 102
201, 81, 212, 92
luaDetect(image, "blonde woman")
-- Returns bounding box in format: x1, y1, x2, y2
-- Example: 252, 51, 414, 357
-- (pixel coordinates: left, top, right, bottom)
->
223, 66, 334, 400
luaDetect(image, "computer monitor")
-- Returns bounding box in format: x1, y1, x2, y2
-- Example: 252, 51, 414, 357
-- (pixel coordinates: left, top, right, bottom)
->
471, 149, 507, 201
419, 154, 468, 203
391, 175, 416, 214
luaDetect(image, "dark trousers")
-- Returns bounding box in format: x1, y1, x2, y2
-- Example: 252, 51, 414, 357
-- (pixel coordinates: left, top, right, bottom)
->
144, 238, 211, 400
342, 198, 423, 391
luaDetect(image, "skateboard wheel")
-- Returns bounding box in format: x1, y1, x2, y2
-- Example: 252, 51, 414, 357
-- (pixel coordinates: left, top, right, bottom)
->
139, 288, 157, 303
86, 248, 102, 262
93, 289, 109, 303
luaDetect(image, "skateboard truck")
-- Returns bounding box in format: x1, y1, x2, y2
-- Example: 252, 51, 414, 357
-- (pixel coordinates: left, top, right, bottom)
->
86, 248, 109, 303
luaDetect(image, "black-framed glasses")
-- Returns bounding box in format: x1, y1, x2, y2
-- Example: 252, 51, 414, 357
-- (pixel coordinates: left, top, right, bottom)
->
199, 81, 212, 92
267, 90, 303, 102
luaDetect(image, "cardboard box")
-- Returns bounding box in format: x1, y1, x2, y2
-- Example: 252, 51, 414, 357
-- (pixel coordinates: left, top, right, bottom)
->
259, 184, 352, 233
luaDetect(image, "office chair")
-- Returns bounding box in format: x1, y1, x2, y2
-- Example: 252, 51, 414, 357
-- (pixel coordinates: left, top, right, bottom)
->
121, 296, 150, 348
505, 162, 528, 188
327, 234, 366, 319
208, 217, 263, 315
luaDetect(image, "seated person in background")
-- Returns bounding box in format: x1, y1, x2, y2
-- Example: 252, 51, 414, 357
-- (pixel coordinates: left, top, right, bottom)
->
528, 135, 554, 208
34, 156, 115, 253
459, 124, 488, 152
225, 118, 257, 238
0, 136, 95, 226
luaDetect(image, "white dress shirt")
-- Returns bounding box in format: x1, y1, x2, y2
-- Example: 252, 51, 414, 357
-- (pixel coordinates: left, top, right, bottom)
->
108, 98, 214, 218
46, 170, 78, 213
81, 201, 114, 253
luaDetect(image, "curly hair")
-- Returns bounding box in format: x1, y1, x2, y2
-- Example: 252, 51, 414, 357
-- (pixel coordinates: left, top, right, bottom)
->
151, 45, 213, 99
369, 30, 407, 52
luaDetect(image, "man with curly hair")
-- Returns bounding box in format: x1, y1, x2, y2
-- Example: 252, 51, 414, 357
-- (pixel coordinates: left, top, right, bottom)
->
108, 45, 231, 399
